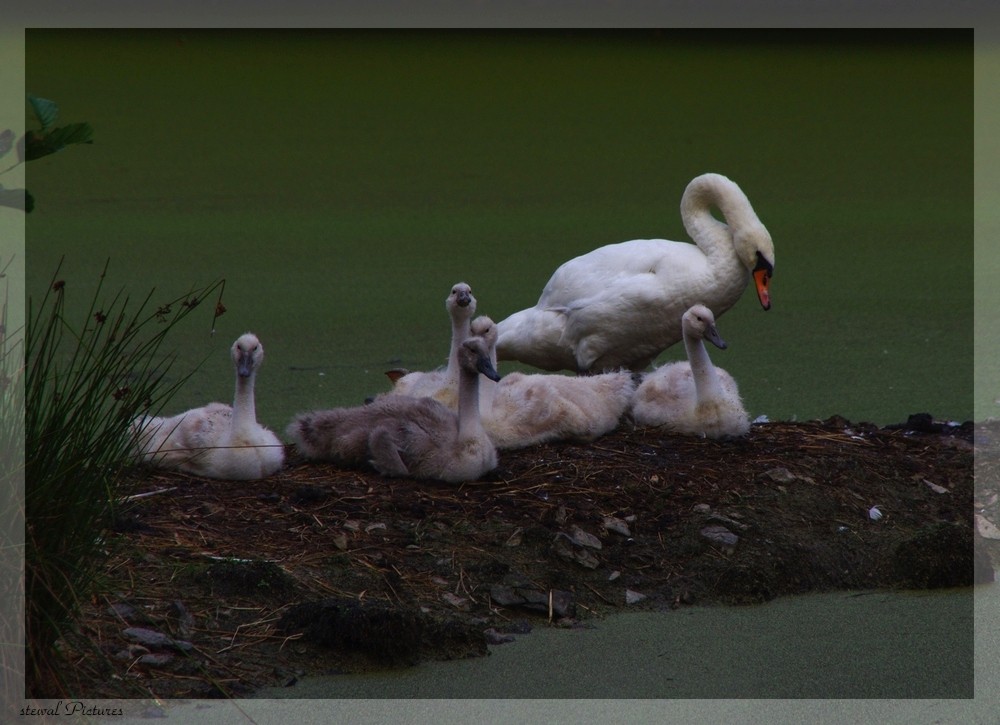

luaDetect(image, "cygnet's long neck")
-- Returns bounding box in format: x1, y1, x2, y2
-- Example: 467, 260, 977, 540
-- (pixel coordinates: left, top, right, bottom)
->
456, 365, 485, 442
232, 370, 258, 431
681, 173, 760, 262
447, 314, 472, 380
684, 329, 722, 404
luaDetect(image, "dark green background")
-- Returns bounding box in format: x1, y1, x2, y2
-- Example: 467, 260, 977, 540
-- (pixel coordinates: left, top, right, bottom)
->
25, 30, 973, 430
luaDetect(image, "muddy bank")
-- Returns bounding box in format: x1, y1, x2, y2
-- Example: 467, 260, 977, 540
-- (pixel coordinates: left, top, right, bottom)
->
52, 415, 991, 700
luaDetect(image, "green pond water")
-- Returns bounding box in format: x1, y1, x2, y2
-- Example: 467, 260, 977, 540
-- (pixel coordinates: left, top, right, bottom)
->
107, 585, 992, 721
23, 30, 974, 432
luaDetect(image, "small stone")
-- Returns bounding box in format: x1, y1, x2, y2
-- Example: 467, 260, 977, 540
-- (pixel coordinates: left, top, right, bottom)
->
484, 628, 515, 645
570, 525, 603, 550
365, 522, 387, 534
123, 627, 193, 652
700, 525, 739, 548
923, 479, 949, 494
692, 503, 711, 514
137, 653, 174, 668
441, 592, 470, 611
603, 516, 631, 537
552, 533, 601, 569
608, 570, 621, 581
976, 514, 1000, 540
765, 467, 797, 484
343, 520, 361, 532
332, 533, 348, 551
625, 589, 647, 605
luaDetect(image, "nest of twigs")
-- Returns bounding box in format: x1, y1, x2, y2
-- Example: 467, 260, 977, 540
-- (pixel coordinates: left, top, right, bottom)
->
55, 415, 988, 700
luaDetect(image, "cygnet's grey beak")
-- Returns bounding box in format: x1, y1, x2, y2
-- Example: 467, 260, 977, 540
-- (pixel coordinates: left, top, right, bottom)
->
705, 325, 728, 351
237, 352, 255, 378
457, 291, 472, 307
476, 355, 502, 382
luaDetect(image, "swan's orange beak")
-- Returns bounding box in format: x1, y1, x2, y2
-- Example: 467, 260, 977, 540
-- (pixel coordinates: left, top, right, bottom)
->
753, 267, 771, 311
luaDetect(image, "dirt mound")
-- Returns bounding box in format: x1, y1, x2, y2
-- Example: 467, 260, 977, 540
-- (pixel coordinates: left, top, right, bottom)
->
54, 416, 989, 700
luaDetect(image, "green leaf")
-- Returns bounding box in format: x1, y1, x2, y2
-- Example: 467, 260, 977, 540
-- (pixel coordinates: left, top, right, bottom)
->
28, 94, 59, 132
44, 122, 94, 149
23, 132, 51, 162
23, 123, 94, 161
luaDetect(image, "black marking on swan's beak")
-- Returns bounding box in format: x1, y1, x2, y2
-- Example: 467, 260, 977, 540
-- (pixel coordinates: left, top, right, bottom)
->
753, 251, 773, 311
456, 291, 473, 308
476, 355, 502, 382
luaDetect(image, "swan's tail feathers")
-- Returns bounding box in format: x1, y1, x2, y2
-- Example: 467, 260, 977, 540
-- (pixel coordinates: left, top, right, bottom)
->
287, 409, 367, 462
286, 412, 325, 459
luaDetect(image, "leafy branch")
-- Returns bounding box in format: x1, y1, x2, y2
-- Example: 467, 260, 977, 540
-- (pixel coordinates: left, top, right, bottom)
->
0, 95, 94, 212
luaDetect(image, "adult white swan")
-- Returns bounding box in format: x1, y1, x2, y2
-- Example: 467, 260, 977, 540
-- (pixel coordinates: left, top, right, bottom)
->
133, 332, 285, 479
630, 305, 750, 438
495, 173, 774, 373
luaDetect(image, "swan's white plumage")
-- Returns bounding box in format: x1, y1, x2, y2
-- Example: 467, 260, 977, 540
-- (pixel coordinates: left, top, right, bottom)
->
133, 332, 285, 479
630, 305, 750, 438
496, 173, 774, 373
471, 316, 637, 450
386, 282, 476, 409
287, 336, 500, 483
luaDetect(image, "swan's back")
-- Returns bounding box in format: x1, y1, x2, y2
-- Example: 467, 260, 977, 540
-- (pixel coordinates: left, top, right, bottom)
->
288, 395, 455, 464
485, 369, 636, 450
496, 173, 774, 373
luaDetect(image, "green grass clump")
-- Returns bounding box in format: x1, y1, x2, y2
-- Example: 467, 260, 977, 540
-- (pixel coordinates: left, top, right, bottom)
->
23, 259, 221, 697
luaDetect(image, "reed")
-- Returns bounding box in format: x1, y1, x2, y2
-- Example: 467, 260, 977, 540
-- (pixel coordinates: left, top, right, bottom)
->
23, 258, 222, 697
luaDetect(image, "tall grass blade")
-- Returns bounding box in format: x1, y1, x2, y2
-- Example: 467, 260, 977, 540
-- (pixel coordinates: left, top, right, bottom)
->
23, 259, 223, 697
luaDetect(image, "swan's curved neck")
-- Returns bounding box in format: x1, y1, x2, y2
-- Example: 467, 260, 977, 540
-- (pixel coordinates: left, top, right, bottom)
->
680, 174, 761, 259
684, 332, 722, 403
232, 372, 258, 430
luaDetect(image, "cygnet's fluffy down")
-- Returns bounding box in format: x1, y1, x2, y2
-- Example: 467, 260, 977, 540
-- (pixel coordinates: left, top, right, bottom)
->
133, 332, 285, 479
287, 336, 500, 483
630, 305, 750, 438
471, 316, 636, 450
